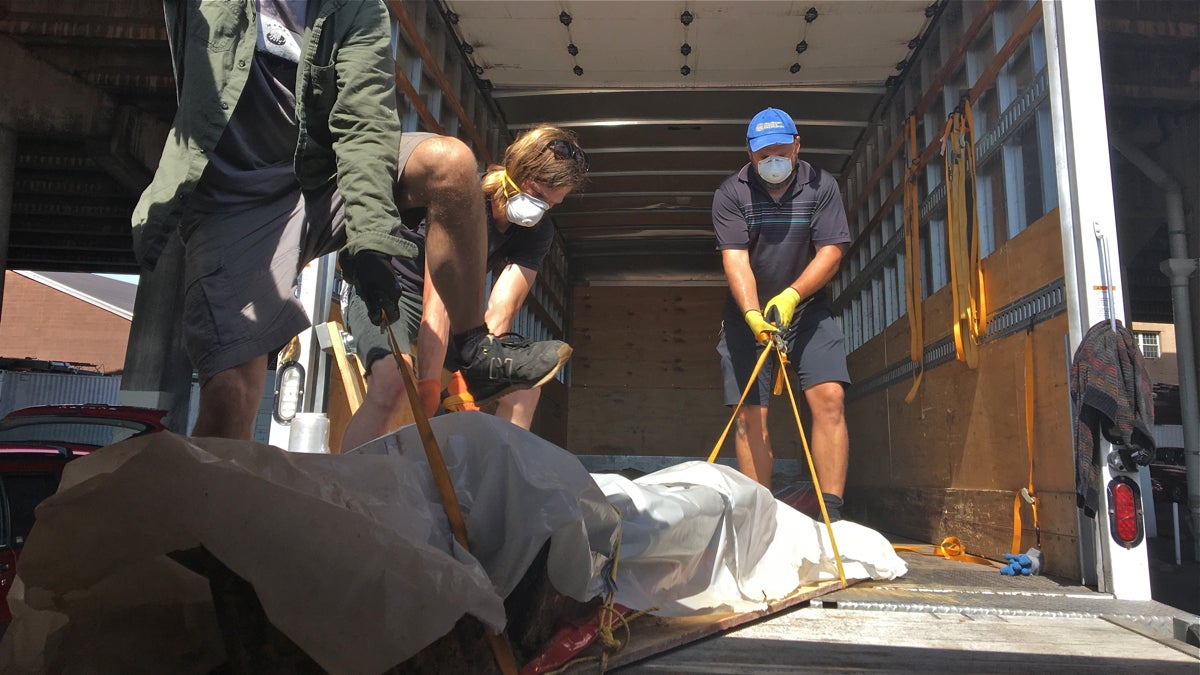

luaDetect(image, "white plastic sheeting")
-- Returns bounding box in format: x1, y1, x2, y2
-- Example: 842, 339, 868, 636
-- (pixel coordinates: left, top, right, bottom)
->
597, 462, 906, 616
0, 412, 904, 674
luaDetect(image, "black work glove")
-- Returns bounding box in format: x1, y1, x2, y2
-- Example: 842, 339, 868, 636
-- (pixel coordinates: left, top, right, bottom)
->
342, 249, 401, 326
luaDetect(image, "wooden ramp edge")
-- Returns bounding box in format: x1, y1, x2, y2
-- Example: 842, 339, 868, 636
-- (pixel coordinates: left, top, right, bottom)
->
564, 577, 852, 673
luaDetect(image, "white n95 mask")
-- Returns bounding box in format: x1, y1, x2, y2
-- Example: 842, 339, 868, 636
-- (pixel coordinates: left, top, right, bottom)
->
505, 193, 549, 227
502, 171, 550, 227
756, 155, 794, 185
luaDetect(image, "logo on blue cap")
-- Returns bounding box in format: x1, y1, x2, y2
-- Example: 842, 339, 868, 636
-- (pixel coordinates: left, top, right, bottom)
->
747, 108, 798, 152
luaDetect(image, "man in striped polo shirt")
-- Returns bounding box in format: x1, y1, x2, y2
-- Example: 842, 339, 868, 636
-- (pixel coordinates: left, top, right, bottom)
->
712, 107, 853, 521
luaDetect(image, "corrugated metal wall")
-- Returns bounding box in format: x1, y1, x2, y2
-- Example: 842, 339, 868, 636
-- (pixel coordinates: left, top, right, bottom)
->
0, 371, 122, 418
0, 370, 273, 444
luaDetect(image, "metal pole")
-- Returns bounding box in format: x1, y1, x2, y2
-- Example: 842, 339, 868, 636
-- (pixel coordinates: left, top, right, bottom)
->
1174, 502, 1182, 566
1160, 196, 1200, 561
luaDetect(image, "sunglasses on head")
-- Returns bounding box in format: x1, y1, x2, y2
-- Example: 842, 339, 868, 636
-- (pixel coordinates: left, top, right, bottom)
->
545, 139, 588, 167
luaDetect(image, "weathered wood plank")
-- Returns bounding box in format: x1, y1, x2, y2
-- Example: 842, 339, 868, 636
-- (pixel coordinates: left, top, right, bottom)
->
530, 378, 568, 447
567, 387, 729, 457
568, 385, 814, 462
572, 286, 727, 324
983, 207, 1065, 310
571, 357, 722, 389
847, 485, 1081, 575
562, 579, 846, 674
571, 285, 726, 390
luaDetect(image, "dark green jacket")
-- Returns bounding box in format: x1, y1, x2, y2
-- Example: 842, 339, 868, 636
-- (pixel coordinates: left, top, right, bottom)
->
133, 0, 416, 268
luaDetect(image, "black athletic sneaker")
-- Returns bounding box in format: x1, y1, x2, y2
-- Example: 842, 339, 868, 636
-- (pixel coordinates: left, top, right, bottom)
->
459, 333, 573, 404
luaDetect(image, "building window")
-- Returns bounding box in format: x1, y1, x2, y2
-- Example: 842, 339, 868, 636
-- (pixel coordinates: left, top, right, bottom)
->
1135, 332, 1160, 359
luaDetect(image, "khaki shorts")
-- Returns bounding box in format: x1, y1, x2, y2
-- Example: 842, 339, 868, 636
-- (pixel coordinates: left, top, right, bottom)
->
180, 183, 344, 382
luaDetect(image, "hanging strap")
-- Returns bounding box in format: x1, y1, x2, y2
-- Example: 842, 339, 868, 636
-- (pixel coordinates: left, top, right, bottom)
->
707, 342, 774, 463
1012, 324, 1041, 553
903, 115, 926, 403
776, 343, 847, 586
967, 101, 988, 350
942, 101, 988, 368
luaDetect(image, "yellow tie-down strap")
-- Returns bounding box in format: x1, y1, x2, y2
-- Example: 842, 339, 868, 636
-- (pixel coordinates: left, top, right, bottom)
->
893, 536, 1000, 568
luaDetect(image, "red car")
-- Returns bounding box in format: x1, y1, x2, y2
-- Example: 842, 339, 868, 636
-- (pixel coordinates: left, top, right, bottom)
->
0, 404, 167, 624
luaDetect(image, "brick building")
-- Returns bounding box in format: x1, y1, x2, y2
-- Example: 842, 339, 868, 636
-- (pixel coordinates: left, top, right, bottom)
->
0, 271, 135, 374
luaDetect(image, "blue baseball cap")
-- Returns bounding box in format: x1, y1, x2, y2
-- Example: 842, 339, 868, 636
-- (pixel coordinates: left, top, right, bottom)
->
747, 108, 798, 152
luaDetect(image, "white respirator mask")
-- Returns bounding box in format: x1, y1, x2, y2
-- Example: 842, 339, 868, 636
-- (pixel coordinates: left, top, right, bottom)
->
503, 172, 549, 227
756, 155, 795, 186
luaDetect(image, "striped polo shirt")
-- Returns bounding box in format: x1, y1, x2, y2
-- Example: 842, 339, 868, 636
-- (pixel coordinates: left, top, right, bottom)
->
712, 160, 850, 305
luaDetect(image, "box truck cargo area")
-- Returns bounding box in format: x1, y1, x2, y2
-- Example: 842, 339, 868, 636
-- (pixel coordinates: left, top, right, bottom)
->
0, 0, 1195, 671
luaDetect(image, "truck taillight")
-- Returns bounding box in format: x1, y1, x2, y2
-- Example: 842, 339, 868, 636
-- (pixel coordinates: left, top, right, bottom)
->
272, 360, 305, 424
1107, 476, 1144, 548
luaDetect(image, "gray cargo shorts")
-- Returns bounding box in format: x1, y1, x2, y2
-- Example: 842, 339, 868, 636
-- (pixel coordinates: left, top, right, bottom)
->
342, 287, 423, 372
180, 184, 344, 383
717, 299, 851, 407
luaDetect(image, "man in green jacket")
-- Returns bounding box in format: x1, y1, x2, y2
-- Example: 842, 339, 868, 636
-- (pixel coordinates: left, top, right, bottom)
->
135, 0, 570, 440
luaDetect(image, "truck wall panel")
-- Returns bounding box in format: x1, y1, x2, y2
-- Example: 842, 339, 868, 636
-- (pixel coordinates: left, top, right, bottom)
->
571, 349, 723, 390
847, 485, 1081, 579
571, 286, 727, 390
881, 348, 965, 489
914, 284, 959, 348
845, 210, 1078, 576
568, 386, 726, 457
531, 379, 568, 447
568, 285, 808, 462
982, 209, 1066, 310
881, 321, 914, 378
845, 395, 892, 486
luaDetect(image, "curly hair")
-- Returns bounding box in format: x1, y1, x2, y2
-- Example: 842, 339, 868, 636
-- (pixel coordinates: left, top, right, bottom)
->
482, 125, 588, 210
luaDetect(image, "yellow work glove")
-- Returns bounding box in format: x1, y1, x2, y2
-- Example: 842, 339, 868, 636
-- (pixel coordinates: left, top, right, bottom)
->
744, 310, 778, 344
763, 287, 802, 328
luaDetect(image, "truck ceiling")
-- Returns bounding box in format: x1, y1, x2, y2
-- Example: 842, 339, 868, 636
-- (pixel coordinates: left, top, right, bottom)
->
440, 0, 936, 284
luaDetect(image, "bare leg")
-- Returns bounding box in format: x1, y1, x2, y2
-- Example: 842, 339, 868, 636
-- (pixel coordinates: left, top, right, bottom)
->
416, 264, 451, 382
733, 405, 773, 489
192, 356, 268, 440
399, 136, 486, 333
341, 353, 413, 452
804, 381, 848, 497
495, 387, 541, 430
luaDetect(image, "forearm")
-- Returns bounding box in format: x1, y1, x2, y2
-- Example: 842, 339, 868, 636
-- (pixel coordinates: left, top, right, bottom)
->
721, 249, 760, 313
785, 244, 845, 299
